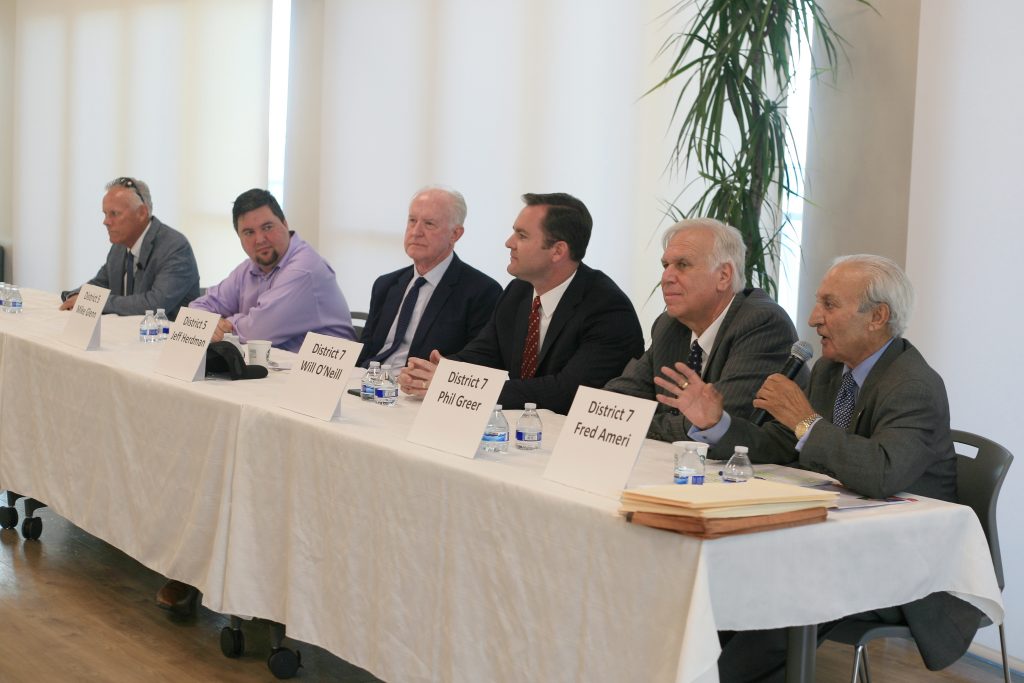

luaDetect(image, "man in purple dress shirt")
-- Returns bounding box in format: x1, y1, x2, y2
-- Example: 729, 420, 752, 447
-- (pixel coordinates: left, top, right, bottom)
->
157, 188, 354, 614
189, 188, 355, 352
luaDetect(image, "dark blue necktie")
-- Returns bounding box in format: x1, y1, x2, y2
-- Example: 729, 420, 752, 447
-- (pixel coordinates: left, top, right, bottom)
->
124, 251, 135, 295
832, 372, 858, 429
687, 339, 703, 376
372, 277, 427, 363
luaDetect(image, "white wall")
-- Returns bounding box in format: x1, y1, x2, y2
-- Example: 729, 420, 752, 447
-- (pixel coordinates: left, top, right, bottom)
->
906, 0, 1024, 662
798, 0, 920, 349
0, 1, 14, 282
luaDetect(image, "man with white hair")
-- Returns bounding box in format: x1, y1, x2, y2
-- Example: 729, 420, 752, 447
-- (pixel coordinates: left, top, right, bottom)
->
356, 186, 501, 368
605, 217, 801, 442
657, 254, 978, 682
59, 176, 200, 319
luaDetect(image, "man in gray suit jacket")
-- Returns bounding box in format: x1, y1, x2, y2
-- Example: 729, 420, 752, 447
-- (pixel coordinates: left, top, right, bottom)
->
605, 218, 801, 442
60, 177, 200, 319
657, 254, 979, 682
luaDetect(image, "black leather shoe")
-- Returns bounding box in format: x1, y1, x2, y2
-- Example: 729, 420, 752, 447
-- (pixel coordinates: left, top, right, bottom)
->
156, 580, 199, 616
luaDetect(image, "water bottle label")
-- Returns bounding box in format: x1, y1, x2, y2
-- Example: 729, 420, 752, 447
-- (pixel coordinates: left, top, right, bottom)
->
11, 301, 21, 309
360, 384, 375, 398
515, 430, 541, 442
482, 432, 508, 442
374, 386, 398, 398
162, 326, 170, 335
690, 474, 705, 485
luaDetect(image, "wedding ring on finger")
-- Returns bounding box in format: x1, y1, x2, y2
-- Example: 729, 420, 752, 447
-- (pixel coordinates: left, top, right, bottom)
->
680, 381, 689, 391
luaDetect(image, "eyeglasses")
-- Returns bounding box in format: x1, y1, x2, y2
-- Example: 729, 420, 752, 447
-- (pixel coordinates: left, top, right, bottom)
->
113, 177, 146, 206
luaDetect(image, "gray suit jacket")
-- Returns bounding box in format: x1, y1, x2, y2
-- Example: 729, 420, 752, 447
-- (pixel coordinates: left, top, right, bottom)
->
604, 288, 802, 442
710, 338, 978, 669
68, 217, 200, 319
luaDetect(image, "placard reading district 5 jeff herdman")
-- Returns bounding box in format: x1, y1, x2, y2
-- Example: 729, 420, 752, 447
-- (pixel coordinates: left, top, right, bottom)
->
155, 308, 221, 382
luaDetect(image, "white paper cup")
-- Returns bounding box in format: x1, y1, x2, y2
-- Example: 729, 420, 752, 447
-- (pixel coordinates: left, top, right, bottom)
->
247, 340, 272, 368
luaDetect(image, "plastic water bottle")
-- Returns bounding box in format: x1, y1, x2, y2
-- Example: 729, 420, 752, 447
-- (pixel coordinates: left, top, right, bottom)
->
480, 404, 510, 452
673, 443, 706, 485
7, 286, 21, 314
155, 308, 170, 341
374, 364, 398, 406
361, 361, 382, 400
0, 283, 7, 312
723, 445, 754, 483
140, 310, 158, 343
515, 402, 543, 450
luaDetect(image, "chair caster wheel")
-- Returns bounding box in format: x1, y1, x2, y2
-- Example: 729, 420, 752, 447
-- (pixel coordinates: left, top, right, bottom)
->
20, 516, 42, 540
220, 626, 245, 658
267, 646, 302, 679
0, 506, 17, 529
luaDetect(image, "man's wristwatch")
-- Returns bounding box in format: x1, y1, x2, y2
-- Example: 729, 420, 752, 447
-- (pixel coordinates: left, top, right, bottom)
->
794, 413, 821, 440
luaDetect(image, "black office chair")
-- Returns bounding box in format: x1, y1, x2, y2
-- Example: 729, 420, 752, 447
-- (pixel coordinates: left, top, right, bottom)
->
825, 430, 1014, 683
351, 310, 368, 341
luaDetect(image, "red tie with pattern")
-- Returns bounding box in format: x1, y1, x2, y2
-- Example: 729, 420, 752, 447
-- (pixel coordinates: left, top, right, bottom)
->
520, 296, 541, 379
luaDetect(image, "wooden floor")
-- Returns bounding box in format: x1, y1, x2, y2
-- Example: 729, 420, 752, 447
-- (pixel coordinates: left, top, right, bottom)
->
0, 504, 1015, 682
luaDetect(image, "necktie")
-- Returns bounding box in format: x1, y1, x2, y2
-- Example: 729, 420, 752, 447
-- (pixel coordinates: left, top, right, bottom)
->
124, 251, 135, 296
372, 277, 427, 363
687, 339, 703, 376
832, 371, 858, 430
520, 296, 541, 379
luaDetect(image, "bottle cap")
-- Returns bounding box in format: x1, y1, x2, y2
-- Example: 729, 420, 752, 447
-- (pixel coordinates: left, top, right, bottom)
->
495, 404, 503, 410
525, 403, 536, 410
735, 446, 749, 454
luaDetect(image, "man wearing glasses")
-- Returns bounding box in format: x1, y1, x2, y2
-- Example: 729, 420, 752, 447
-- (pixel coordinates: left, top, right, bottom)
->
59, 177, 200, 319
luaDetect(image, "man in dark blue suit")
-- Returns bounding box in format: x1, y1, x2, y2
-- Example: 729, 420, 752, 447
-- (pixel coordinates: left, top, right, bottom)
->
399, 192, 644, 414
356, 186, 501, 369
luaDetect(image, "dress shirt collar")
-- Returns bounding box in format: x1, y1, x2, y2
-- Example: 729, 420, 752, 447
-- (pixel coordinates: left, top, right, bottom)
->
416, 250, 453, 288
844, 337, 895, 388
128, 219, 153, 261
534, 268, 577, 323
690, 294, 735, 361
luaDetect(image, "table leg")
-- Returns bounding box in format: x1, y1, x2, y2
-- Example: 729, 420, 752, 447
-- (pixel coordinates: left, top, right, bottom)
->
785, 625, 816, 683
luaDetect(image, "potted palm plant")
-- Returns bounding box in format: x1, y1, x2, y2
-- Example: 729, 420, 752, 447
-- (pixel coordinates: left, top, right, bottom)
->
650, 0, 867, 297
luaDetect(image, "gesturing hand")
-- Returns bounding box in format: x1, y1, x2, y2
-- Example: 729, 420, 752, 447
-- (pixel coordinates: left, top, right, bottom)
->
652, 362, 725, 430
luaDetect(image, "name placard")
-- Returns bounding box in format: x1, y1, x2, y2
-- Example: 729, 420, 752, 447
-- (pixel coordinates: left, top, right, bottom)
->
407, 359, 508, 458
544, 386, 657, 497
60, 284, 109, 350
155, 308, 221, 382
279, 333, 363, 421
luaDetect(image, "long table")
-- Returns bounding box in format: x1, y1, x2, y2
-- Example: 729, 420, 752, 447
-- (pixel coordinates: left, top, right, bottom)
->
0, 290, 1005, 683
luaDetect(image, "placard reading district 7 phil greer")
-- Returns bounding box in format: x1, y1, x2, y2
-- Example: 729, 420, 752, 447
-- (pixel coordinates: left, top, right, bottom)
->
407, 359, 508, 459
543, 386, 657, 497
279, 333, 362, 421
155, 308, 221, 382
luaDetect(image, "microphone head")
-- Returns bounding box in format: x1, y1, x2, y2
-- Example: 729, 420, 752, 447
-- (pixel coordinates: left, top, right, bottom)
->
790, 340, 814, 363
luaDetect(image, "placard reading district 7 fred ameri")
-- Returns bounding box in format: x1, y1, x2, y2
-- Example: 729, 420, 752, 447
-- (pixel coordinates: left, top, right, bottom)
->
543, 386, 657, 497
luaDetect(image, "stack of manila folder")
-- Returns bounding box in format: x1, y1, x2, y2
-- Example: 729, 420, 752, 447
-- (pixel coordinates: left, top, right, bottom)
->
621, 480, 839, 539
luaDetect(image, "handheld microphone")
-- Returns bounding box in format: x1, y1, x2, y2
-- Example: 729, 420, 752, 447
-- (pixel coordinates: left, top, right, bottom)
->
750, 340, 814, 426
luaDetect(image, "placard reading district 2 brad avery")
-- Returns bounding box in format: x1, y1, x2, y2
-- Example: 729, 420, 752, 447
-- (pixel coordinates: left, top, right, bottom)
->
407, 358, 508, 459
280, 332, 363, 421
544, 386, 657, 497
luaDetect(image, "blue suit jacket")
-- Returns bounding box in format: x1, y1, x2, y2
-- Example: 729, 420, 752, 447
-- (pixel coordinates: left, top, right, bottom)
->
356, 253, 501, 367
451, 263, 644, 414
67, 217, 200, 320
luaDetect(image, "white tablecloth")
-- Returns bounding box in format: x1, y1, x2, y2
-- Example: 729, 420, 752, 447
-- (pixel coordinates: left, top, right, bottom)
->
0, 289, 1004, 683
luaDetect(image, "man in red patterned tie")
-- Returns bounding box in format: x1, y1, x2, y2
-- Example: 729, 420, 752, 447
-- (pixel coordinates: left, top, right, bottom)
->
399, 192, 643, 414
